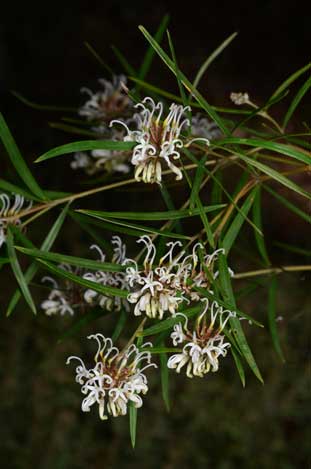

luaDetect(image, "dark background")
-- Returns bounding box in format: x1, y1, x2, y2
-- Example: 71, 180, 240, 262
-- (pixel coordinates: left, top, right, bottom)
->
1, 2, 310, 468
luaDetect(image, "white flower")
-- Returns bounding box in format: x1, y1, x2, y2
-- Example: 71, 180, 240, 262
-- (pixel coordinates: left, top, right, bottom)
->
167, 299, 235, 378
79, 75, 132, 123
111, 97, 207, 184
83, 237, 130, 312
125, 236, 188, 319
67, 334, 157, 419
230, 92, 250, 106
0, 193, 32, 248
41, 264, 85, 316
191, 114, 222, 140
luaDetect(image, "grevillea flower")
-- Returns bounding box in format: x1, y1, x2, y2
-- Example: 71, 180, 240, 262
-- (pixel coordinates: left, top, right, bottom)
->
191, 114, 222, 140
230, 92, 250, 106
67, 334, 156, 419
0, 193, 32, 248
167, 299, 235, 378
41, 264, 86, 316
83, 237, 130, 312
111, 97, 209, 184
125, 236, 229, 319
79, 75, 132, 123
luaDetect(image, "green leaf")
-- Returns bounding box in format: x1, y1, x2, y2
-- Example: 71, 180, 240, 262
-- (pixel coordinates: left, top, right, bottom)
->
111, 45, 137, 77
264, 185, 311, 223
283, 74, 311, 129
222, 188, 257, 253
78, 212, 191, 240
35, 140, 136, 163
231, 347, 246, 387
37, 259, 128, 298
129, 402, 137, 449
0, 179, 40, 201
11, 90, 77, 112
7, 204, 69, 316
138, 14, 170, 82
139, 26, 230, 136
270, 62, 311, 100
111, 310, 127, 342
237, 154, 311, 200
0, 113, 46, 200
84, 42, 114, 75
192, 32, 238, 91
0, 257, 10, 266
252, 188, 270, 265
160, 349, 170, 411
140, 347, 182, 354
15, 246, 124, 272
6, 227, 36, 314
218, 253, 263, 383
48, 122, 99, 138
77, 204, 224, 221
274, 241, 311, 257
268, 278, 285, 361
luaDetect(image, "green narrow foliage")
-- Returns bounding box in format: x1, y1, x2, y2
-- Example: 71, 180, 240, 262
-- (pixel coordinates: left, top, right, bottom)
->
111, 45, 137, 76
283, 74, 311, 129
215, 137, 311, 166
274, 241, 311, 257
112, 310, 128, 342
0, 113, 46, 200
270, 62, 311, 100
15, 247, 124, 272
268, 278, 285, 361
222, 188, 257, 254
0, 179, 40, 201
37, 260, 128, 298
84, 42, 113, 74
138, 14, 170, 82
11, 90, 77, 112
129, 402, 138, 449
35, 140, 136, 163
139, 305, 202, 337
7, 204, 69, 316
192, 32, 238, 91
48, 122, 99, 138
218, 253, 263, 383
139, 26, 230, 136
231, 348, 246, 387
160, 349, 170, 411
252, 188, 271, 265
6, 228, 36, 314
264, 185, 311, 223
78, 204, 224, 221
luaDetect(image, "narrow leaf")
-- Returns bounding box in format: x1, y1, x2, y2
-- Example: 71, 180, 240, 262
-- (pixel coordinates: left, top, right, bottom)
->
129, 402, 137, 449
268, 278, 285, 361
0, 113, 46, 200
283, 74, 311, 129
231, 347, 246, 387
7, 204, 69, 316
6, 228, 36, 314
160, 349, 170, 411
252, 188, 270, 265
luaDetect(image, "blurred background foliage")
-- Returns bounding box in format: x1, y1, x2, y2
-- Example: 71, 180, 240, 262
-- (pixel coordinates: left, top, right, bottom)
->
0, 2, 310, 468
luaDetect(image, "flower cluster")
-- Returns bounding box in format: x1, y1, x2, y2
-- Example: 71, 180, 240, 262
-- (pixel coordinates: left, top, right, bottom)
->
71, 75, 133, 176
191, 114, 222, 140
167, 299, 235, 377
83, 237, 130, 312
112, 97, 208, 184
0, 193, 32, 248
41, 237, 129, 316
230, 92, 250, 106
67, 334, 156, 419
125, 235, 226, 319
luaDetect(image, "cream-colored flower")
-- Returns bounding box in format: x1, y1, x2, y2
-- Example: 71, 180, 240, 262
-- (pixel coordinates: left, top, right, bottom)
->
67, 334, 156, 419
167, 299, 235, 378
0, 193, 32, 248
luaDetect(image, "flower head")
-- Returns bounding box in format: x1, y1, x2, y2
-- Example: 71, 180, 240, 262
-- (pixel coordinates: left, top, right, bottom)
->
79, 75, 132, 123
41, 264, 86, 316
191, 114, 222, 140
67, 334, 156, 419
0, 193, 32, 248
230, 92, 250, 106
83, 237, 130, 312
167, 299, 235, 378
111, 97, 194, 184
125, 236, 228, 319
